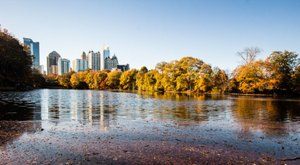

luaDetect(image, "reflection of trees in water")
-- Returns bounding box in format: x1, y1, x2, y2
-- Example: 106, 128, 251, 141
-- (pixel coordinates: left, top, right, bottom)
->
132, 92, 231, 125
232, 97, 300, 137
0, 99, 41, 121
148, 93, 229, 124
0, 100, 42, 146
138, 91, 227, 101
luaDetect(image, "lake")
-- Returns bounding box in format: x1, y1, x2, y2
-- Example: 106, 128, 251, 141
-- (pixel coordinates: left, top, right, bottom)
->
0, 89, 299, 164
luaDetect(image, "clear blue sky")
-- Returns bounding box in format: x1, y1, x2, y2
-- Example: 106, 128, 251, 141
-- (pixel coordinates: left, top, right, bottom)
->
1, 0, 300, 71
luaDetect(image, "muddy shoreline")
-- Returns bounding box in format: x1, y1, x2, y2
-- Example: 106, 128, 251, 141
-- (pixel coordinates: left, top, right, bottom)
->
0, 120, 299, 165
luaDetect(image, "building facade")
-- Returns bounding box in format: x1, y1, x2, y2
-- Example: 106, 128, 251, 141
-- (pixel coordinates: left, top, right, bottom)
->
72, 59, 88, 72
104, 54, 119, 70
23, 38, 40, 69
58, 58, 70, 75
117, 64, 130, 72
81, 51, 87, 60
47, 51, 61, 75
101, 45, 110, 70
87, 51, 101, 71
100, 46, 119, 70
110, 55, 119, 69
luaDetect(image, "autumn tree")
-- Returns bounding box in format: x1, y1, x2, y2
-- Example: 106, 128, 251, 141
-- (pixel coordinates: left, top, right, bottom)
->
194, 63, 213, 93
106, 70, 122, 89
211, 68, 228, 93
144, 70, 159, 91
233, 60, 271, 93
58, 71, 74, 88
120, 69, 138, 90
136, 66, 148, 91
70, 72, 88, 89
93, 71, 108, 90
84, 70, 95, 89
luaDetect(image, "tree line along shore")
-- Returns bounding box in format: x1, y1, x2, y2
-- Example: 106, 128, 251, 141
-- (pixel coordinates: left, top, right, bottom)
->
1, 29, 300, 95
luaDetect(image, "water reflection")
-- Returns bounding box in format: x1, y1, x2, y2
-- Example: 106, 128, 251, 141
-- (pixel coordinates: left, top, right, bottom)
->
0, 92, 41, 121
39, 90, 117, 131
1, 89, 300, 137
232, 96, 300, 122
0, 91, 42, 146
231, 96, 300, 137
0, 89, 299, 161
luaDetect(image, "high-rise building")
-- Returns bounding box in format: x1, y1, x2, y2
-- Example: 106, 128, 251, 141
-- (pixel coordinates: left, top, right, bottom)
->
104, 54, 119, 70
58, 58, 70, 75
47, 51, 61, 75
101, 45, 110, 70
23, 38, 40, 67
87, 51, 101, 71
81, 51, 87, 60
111, 54, 119, 69
72, 59, 88, 72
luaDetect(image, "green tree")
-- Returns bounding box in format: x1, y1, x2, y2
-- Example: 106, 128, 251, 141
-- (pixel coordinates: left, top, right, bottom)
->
0, 29, 32, 87
29, 69, 46, 88
292, 66, 300, 94
268, 51, 299, 93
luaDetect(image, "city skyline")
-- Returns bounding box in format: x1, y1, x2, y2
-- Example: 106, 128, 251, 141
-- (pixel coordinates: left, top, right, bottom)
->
47, 46, 127, 74
1, 0, 300, 71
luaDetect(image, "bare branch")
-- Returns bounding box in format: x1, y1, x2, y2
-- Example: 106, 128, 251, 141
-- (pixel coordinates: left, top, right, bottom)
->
237, 47, 261, 65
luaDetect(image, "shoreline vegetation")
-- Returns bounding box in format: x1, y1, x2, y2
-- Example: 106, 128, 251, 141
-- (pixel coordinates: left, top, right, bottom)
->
1, 29, 300, 96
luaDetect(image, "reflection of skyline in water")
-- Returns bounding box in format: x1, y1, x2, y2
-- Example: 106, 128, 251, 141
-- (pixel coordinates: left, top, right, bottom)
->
0, 89, 299, 159
40, 90, 113, 131
1, 89, 300, 138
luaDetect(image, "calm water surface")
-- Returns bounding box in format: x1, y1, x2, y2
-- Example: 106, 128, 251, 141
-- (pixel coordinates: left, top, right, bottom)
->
0, 89, 299, 163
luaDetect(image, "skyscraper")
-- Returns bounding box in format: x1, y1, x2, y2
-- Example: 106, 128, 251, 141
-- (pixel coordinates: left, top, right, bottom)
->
58, 58, 70, 75
47, 51, 61, 75
110, 54, 119, 69
87, 51, 101, 71
72, 59, 88, 72
101, 45, 110, 70
81, 51, 87, 60
23, 38, 40, 67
